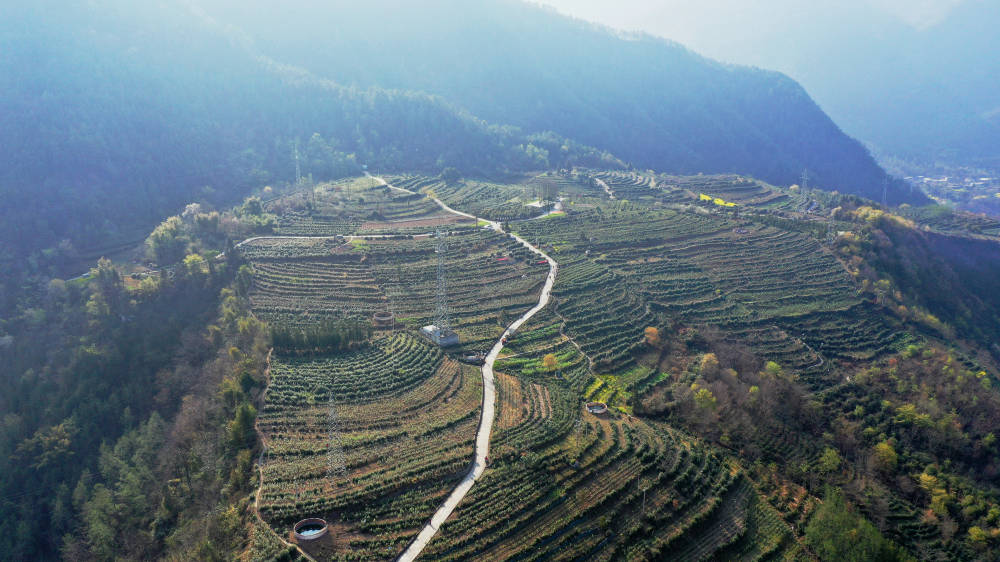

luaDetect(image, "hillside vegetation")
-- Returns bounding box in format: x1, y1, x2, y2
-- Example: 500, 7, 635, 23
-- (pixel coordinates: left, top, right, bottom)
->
3, 4, 999, 561
236, 172, 999, 559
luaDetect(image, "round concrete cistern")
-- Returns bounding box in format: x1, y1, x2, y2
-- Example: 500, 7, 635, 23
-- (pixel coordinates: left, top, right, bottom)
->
293, 518, 329, 541
586, 402, 608, 415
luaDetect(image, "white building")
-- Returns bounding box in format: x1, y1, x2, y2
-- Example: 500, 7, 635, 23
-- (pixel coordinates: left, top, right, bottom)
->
421, 325, 460, 347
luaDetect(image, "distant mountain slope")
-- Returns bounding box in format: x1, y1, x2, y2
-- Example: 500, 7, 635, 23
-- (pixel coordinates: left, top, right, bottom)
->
740, 1, 1000, 170
535, 0, 1000, 172
199, 0, 924, 204
814, 0, 1000, 170
0, 0, 927, 309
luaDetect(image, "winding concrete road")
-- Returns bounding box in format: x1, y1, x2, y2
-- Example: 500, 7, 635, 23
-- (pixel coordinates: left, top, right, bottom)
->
361, 174, 558, 562
397, 249, 556, 561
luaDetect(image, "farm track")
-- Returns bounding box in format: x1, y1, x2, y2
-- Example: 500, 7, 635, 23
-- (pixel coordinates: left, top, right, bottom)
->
252, 349, 317, 562
594, 177, 616, 199
359, 174, 560, 562
553, 300, 595, 375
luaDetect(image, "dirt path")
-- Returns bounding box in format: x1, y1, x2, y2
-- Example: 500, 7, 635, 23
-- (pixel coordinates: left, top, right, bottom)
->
232, 232, 412, 249
554, 302, 595, 375
594, 176, 615, 199
252, 349, 317, 562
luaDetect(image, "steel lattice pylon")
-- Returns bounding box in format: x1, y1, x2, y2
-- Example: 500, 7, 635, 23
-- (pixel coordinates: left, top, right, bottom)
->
294, 139, 302, 186
434, 230, 451, 333
326, 394, 347, 480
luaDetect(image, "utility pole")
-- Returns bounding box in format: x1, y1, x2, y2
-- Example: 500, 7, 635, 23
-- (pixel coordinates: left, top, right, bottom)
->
638, 476, 652, 518
882, 176, 889, 207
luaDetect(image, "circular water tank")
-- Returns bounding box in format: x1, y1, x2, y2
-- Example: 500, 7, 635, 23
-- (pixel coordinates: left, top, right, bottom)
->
373, 311, 395, 327
293, 518, 329, 541
586, 402, 608, 415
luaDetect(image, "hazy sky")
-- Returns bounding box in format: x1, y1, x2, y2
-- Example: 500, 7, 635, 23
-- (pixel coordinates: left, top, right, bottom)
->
533, 0, 967, 65
530, 0, 996, 160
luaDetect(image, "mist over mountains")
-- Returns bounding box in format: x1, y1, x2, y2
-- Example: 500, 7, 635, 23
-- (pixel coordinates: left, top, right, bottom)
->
0, 1, 615, 261
536, 0, 1000, 171
804, 0, 1000, 170
1, 0, 923, 273
727, 0, 1000, 171
201, 0, 909, 198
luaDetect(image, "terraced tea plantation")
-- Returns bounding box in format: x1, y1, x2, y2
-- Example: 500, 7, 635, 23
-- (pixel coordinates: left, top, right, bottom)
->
512, 202, 904, 390
269, 177, 469, 236
257, 334, 482, 559
243, 229, 547, 350
899, 204, 1000, 239
424, 310, 805, 561
659, 174, 796, 209
248, 173, 996, 561
588, 170, 804, 211
389, 174, 552, 221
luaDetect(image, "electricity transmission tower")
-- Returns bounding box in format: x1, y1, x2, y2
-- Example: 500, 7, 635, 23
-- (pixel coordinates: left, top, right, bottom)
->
326, 394, 347, 480
294, 139, 302, 186
796, 169, 811, 215
391, 264, 404, 314
434, 230, 451, 334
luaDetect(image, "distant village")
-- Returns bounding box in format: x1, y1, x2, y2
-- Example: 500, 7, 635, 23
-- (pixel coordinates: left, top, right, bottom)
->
905, 172, 1000, 212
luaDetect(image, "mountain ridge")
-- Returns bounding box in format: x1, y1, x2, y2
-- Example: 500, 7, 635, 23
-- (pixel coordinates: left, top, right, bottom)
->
199, 0, 922, 203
